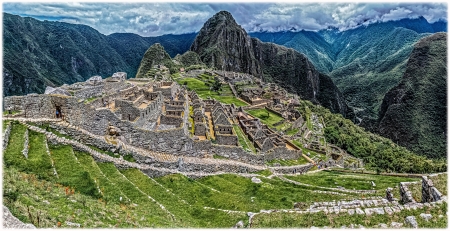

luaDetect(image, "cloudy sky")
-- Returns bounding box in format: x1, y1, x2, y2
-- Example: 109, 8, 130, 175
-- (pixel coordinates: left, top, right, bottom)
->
3, 2, 448, 37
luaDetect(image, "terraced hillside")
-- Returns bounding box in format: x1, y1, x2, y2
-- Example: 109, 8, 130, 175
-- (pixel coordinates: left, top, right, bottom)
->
2, 119, 447, 228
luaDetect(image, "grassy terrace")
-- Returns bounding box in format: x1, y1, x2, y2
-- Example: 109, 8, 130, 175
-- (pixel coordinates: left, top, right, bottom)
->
3, 122, 28, 172
156, 174, 353, 213
285, 170, 417, 192
246, 108, 284, 128
97, 163, 174, 227
233, 125, 256, 153
49, 144, 101, 198
176, 77, 247, 106
74, 151, 126, 204
121, 169, 247, 227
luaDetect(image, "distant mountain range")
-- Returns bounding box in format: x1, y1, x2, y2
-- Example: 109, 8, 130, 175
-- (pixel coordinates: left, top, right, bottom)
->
189, 11, 353, 118
2, 13, 196, 96
250, 16, 447, 129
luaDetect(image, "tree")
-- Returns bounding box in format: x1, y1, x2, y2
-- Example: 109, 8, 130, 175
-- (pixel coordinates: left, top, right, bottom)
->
211, 76, 222, 92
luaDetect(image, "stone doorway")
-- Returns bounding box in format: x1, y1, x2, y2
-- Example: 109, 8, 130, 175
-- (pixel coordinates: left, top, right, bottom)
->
55, 106, 62, 118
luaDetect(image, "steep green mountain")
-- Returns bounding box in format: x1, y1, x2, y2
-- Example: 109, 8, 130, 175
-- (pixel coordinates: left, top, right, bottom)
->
135, 43, 176, 78
106, 33, 196, 77
250, 17, 447, 129
249, 31, 335, 73
2, 13, 195, 96
191, 11, 353, 118
378, 33, 447, 159
174, 51, 204, 67
3, 13, 129, 96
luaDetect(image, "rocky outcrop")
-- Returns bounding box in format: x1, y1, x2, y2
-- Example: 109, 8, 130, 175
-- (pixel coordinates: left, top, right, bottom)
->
378, 33, 447, 159
191, 11, 353, 118
3, 206, 36, 229
190, 11, 261, 75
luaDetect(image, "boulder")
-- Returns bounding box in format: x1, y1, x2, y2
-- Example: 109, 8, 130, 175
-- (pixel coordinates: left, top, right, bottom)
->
405, 216, 418, 228
251, 177, 262, 184
419, 213, 432, 222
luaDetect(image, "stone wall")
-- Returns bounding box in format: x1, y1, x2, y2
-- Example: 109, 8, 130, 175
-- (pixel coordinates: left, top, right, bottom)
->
216, 134, 238, 146
3, 122, 11, 151
160, 115, 183, 126
270, 164, 313, 174
264, 146, 302, 162
194, 123, 208, 136
115, 100, 140, 121
74, 85, 104, 100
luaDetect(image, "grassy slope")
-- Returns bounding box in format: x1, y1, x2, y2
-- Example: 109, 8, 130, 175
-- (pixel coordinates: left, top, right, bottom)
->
286, 170, 417, 191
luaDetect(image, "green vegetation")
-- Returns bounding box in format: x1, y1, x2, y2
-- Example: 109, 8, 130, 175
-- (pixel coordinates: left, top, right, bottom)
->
246, 108, 284, 128
175, 77, 247, 106
378, 33, 447, 159
285, 128, 299, 136
188, 106, 194, 135
174, 51, 203, 67
255, 169, 272, 177
49, 144, 101, 198
301, 147, 327, 161
73, 151, 126, 204
84, 96, 98, 104
97, 163, 174, 226
3, 122, 29, 171
213, 154, 228, 159
26, 130, 54, 181
286, 170, 417, 191
3, 110, 20, 115
233, 125, 256, 153
296, 99, 446, 173
252, 202, 447, 228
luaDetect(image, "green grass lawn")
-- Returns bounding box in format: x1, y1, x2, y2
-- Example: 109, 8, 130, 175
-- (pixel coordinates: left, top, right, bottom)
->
176, 78, 247, 106
301, 147, 328, 161
285, 128, 299, 136
3, 120, 11, 132
246, 108, 284, 128
49, 144, 101, 198
233, 125, 256, 153
285, 170, 418, 191
27, 130, 54, 181
3, 122, 28, 171
97, 163, 174, 227
74, 151, 127, 204
121, 169, 247, 228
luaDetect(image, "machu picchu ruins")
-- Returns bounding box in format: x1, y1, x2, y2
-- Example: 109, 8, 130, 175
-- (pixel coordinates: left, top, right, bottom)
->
2, 6, 447, 229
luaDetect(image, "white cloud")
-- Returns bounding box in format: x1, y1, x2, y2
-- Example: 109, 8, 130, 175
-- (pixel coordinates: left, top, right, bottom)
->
2, 2, 447, 36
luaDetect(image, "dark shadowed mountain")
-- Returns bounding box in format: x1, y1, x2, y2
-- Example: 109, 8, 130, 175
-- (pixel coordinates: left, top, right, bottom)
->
2, 13, 195, 96
378, 32, 447, 159
191, 11, 353, 118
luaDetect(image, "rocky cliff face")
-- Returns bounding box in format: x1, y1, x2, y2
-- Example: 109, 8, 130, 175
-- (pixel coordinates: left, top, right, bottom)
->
378, 32, 447, 159
191, 11, 353, 118
190, 11, 261, 75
